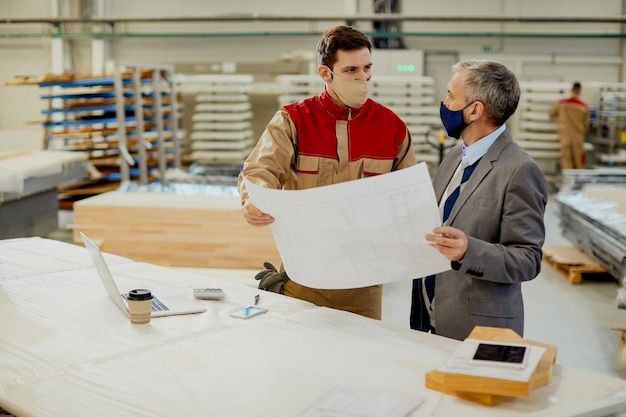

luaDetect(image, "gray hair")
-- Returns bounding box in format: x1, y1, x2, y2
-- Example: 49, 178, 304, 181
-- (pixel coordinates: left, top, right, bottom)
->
452, 59, 520, 125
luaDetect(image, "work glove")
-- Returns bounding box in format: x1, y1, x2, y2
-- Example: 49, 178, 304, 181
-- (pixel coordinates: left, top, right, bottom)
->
255, 261, 289, 294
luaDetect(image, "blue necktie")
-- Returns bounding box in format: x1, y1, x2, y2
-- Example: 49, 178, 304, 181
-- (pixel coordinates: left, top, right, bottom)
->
420, 160, 479, 331
442, 162, 478, 223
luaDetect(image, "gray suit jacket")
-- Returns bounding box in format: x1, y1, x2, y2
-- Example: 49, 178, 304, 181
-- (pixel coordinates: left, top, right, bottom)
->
433, 129, 548, 341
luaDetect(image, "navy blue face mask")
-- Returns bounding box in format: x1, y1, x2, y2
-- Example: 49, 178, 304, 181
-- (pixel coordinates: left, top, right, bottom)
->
439, 101, 472, 139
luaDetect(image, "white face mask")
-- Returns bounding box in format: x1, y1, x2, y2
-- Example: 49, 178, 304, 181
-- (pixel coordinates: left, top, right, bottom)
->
327, 68, 369, 108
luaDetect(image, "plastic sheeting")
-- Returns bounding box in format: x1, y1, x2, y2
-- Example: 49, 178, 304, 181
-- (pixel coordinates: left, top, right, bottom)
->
1, 237, 625, 417
556, 174, 626, 282
0, 151, 87, 194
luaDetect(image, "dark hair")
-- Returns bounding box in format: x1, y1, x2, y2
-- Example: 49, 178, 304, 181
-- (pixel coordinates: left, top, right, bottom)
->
316, 26, 372, 69
572, 81, 582, 94
453, 59, 520, 126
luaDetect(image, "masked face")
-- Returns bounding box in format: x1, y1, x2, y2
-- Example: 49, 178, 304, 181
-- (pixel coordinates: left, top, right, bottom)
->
327, 68, 369, 108
439, 101, 473, 139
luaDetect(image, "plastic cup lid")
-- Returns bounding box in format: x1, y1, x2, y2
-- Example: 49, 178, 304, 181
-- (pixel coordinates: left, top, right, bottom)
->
127, 289, 153, 301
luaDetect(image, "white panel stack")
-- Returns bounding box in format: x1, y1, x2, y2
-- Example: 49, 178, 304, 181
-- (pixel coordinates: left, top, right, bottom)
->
275, 74, 443, 165
178, 74, 255, 163
517, 82, 570, 176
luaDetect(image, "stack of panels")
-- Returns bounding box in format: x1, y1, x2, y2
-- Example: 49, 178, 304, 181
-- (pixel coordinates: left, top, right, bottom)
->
72, 190, 281, 269
517, 82, 570, 176
275, 74, 445, 165
555, 171, 626, 282
560, 168, 626, 192
178, 74, 255, 163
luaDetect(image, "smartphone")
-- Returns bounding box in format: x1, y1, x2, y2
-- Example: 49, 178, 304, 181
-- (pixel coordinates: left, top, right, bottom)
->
229, 306, 268, 319
468, 342, 530, 369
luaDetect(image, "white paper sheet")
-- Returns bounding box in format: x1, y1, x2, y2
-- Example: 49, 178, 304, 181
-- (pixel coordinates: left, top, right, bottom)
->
244, 162, 450, 289
296, 385, 423, 417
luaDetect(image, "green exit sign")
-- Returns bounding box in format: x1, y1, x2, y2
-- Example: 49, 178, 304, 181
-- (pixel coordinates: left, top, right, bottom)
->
396, 64, 415, 72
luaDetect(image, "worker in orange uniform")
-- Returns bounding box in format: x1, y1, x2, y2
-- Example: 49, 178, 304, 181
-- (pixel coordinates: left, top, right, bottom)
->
549, 82, 590, 170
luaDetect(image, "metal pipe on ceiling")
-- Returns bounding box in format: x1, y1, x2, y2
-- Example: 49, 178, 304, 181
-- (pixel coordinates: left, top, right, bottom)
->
2, 14, 623, 40
3, 14, 626, 24
1, 31, 626, 40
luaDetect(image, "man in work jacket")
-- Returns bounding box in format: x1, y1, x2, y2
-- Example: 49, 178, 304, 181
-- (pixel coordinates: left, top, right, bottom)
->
549, 82, 590, 170
237, 25, 417, 320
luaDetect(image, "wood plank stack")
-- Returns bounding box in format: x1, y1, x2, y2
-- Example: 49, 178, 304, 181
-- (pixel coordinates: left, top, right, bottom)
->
72, 191, 281, 269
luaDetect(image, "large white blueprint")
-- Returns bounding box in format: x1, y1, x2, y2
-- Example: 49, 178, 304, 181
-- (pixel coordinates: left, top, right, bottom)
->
244, 162, 450, 289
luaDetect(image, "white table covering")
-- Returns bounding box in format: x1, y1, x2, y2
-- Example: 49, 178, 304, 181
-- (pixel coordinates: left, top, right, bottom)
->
1, 238, 625, 417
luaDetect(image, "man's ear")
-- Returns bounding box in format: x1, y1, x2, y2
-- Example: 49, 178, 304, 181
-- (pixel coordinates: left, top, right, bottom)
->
468, 101, 484, 122
318, 65, 332, 83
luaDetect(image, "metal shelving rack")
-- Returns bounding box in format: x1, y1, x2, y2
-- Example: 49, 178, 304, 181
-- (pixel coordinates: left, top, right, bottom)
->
38, 65, 181, 197
113, 63, 181, 186
591, 83, 626, 167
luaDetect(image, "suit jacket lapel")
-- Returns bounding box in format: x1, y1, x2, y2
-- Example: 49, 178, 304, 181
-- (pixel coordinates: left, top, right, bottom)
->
444, 130, 513, 225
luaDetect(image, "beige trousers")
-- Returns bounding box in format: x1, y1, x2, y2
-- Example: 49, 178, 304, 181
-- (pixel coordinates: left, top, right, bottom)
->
559, 133, 585, 169
284, 279, 383, 320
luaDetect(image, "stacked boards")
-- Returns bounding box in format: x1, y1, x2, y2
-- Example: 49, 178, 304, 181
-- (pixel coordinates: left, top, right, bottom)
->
178, 74, 255, 163
73, 190, 281, 269
516, 82, 570, 176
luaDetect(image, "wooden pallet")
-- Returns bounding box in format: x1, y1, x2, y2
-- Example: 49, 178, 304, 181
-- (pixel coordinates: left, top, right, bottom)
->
542, 245, 609, 284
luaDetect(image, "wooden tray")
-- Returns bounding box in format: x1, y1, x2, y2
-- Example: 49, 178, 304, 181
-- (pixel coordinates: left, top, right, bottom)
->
425, 326, 557, 406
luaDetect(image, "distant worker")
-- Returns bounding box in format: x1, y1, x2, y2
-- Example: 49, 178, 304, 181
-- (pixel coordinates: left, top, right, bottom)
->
549, 82, 590, 170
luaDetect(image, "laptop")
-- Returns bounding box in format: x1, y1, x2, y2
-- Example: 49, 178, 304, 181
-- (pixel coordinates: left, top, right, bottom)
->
80, 232, 206, 318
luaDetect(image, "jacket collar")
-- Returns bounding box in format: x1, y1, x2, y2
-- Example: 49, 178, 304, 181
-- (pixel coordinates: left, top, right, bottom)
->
318, 87, 368, 119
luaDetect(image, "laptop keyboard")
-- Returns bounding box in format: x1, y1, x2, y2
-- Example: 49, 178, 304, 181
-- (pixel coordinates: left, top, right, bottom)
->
151, 297, 169, 312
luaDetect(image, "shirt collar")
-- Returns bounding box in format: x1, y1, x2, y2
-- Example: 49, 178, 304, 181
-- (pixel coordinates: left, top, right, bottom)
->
461, 124, 506, 166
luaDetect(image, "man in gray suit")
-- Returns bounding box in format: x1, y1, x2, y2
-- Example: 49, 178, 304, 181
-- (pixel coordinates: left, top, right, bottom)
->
410, 59, 548, 341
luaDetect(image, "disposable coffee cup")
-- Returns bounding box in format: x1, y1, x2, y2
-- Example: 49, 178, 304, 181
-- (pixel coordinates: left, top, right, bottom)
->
126, 289, 153, 325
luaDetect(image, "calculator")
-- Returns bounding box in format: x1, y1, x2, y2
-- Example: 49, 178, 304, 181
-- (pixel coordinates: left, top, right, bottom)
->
193, 288, 225, 300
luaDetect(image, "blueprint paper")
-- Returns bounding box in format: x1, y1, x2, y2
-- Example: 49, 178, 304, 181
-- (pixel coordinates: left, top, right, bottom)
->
244, 162, 450, 289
